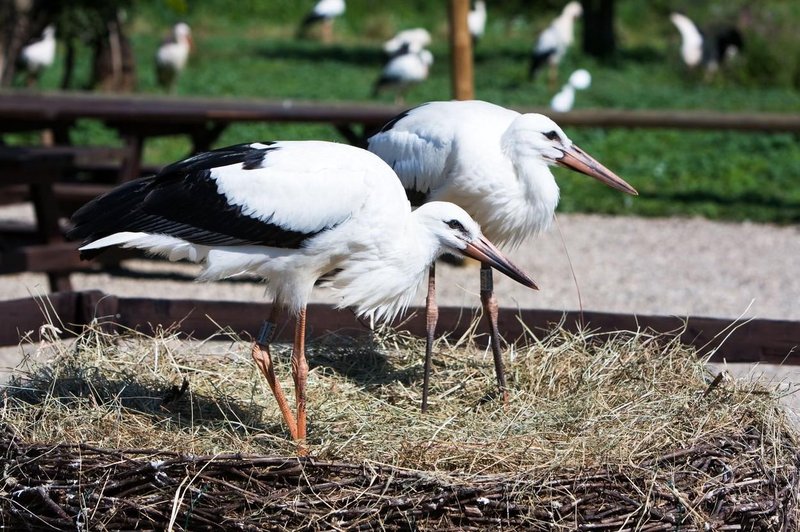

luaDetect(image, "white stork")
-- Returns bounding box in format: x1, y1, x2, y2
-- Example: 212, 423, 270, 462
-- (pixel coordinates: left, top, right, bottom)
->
529, 1, 583, 86
372, 48, 433, 104
155, 22, 193, 92
68, 140, 537, 444
669, 12, 744, 73
550, 68, 592, 113
468, 1, 487, 43
19, 25, 56, 87
383, 28, 432, 57
368, 100, 637, 410
298, 0, 346, 42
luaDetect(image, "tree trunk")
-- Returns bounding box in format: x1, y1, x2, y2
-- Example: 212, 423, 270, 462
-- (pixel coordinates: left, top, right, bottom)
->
0, 0, 47, 86
92, 14, 137, 92
581, 0, 616, 59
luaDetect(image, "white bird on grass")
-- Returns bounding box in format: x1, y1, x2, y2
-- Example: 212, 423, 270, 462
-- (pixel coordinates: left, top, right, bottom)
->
68, 140, 537, 445
529, 1, 583, 87
155, 22, 193, 92
298, 0, 346, 42
383, 28, 432, 57
19, 25, 56, 87
550, 68, 592, 113
373, 49, 434, 104
669, 12, 744, 73
468, 1, 487, 43
368, 100, 637, 410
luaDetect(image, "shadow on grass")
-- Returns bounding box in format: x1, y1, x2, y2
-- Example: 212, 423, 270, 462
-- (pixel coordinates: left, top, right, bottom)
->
3, 355, 286, 437
257, 42, 386, 65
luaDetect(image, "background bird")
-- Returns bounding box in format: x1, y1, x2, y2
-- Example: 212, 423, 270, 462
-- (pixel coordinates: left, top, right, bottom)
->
468, 1, 487, 43
669, 12, 744, 73
383, 28, 432, 57
368, 100, 637, 410
155, 22, 193, 92
18, 25, 56, 87
373, 48, 433, 104
529, 1, 583, 87
551, 68, 592, 113
68, 140, 537, 443
297, 0, 346, 43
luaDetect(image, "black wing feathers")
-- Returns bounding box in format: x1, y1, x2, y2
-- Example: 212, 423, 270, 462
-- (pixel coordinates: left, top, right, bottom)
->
68, 143, 320, 257
528, 49, 555, 80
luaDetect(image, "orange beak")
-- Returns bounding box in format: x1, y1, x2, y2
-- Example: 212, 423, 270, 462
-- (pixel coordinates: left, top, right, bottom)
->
462, 236, 538, 290
556, 143, 638, 196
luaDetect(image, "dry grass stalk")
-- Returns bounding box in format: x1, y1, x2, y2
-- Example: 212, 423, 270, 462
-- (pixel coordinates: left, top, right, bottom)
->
0, 316, 798, 529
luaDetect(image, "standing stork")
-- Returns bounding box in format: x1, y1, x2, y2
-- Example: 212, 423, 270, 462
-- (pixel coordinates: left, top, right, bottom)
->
468, 1, 487, 43
155, 22, 193, 92
383, 28, 432, 58
68, 140, 537, 444
368, 100, 637, 410
298, 0, 346, 43
529, 1, 583, 87
669, 13, 744, 74
19, 25, 56, 87
550, 68, 592, 113
372, 48, 434, 104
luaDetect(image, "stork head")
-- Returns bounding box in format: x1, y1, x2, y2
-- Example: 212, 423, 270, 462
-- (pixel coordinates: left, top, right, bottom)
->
414, 202, 538, 289
174, 22, 193, 48
563, 1, 583, 19
504, 113, 638, 196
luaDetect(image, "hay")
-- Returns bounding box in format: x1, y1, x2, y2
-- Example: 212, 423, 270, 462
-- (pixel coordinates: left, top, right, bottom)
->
1, 319, 798, 530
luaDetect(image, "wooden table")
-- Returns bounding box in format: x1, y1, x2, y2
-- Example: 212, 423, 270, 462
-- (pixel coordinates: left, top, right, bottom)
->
0, 146, 85, 291
0, 90, 408, 181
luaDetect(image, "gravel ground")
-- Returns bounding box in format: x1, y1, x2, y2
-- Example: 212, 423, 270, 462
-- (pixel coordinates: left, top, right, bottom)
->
2, 203, 799, 417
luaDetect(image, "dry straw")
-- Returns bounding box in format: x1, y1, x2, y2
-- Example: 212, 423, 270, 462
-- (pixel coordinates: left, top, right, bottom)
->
1, 313, 797, 529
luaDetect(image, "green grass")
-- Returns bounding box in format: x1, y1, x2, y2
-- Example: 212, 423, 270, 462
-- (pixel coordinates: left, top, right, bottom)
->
13, 1, 800, 223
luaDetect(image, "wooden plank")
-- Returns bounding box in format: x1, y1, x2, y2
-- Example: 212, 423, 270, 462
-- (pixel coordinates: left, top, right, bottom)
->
0, 242, 85, 274
101, 297, 800, 365
0, 292, 796, 365
0, 291, 82, 346
2, 90, 800, 133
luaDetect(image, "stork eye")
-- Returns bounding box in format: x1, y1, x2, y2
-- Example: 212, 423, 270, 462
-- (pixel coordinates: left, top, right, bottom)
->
544, 130, 560, 141
446, 219, 466, 232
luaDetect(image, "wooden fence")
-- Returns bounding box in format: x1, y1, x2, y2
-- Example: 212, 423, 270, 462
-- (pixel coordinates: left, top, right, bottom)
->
2, 291, 797, 365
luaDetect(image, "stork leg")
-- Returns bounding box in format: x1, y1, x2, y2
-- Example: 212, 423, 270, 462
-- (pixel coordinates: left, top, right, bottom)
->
480, 264, 509, 404
421, 263, 438, 413
251, 307, 298, 440
548, 63, 558, 91
292, 308, 309, 444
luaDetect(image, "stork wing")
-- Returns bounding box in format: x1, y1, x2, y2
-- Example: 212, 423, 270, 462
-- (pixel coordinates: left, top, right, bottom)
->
70, 141, 373, 250
368, 101, 519, 206
367, 103, 456, 205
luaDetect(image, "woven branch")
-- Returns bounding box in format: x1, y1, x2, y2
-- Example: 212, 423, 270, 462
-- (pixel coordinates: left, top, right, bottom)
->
1, 425, 797, 531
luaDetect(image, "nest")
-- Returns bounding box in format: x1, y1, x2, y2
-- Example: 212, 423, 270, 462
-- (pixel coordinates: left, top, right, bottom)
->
1, 320, 798, 530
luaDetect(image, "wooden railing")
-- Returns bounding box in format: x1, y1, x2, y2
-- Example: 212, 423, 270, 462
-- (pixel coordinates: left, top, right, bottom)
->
3, 291, 798, 364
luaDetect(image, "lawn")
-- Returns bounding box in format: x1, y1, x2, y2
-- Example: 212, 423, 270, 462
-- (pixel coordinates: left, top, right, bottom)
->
15, 0, 800, 223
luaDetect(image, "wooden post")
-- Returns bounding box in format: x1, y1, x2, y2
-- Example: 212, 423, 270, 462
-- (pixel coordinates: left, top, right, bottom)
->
448, 0, 474, 100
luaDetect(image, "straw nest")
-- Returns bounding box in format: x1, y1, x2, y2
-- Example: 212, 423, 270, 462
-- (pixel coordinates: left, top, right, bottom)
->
1, 317, 798, 530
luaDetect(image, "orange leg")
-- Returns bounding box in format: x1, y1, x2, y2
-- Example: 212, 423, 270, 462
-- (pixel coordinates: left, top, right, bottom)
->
421, 264, 438, 412
480, 265, 509, 404
251, 307, 298, 440
292, 308, 309, 448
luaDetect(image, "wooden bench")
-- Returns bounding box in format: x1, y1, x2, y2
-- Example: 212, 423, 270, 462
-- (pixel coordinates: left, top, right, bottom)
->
0, 146, 82, 291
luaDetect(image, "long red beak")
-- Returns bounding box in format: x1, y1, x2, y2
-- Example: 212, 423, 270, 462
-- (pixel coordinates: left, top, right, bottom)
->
556, 143, 638, 195
462, 236, 538, 290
